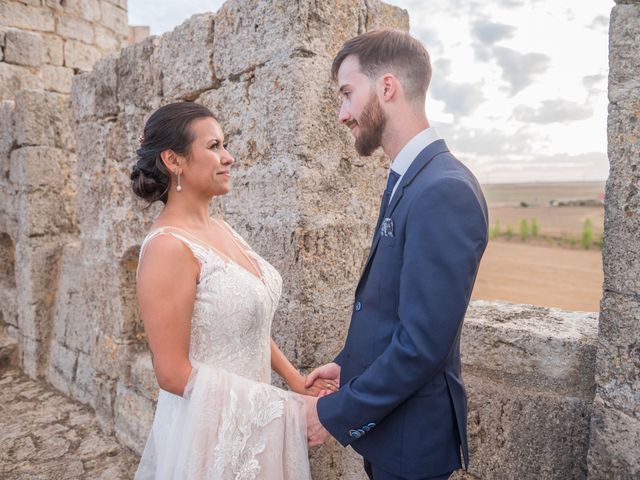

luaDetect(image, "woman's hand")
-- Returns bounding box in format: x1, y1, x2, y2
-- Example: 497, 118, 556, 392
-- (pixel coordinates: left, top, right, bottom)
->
288, 372, 339, 397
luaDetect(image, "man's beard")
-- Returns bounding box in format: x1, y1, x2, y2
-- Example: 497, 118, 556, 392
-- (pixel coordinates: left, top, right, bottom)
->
354, 91, 386, 156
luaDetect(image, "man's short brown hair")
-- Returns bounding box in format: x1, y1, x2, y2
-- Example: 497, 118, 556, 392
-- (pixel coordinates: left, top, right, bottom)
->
332, 29, 431, 103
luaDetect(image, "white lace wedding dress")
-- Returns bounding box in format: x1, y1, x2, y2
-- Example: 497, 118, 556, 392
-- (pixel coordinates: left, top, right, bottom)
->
134, 222, 310, 480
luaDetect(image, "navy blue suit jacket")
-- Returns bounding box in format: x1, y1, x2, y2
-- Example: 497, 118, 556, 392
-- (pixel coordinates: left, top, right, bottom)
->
317, 140, 488, 479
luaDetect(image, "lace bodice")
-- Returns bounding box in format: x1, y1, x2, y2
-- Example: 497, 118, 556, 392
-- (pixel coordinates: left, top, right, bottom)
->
138, 221, 283, 383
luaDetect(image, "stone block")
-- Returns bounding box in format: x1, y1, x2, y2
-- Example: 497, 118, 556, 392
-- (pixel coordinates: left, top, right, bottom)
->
62, 0, 101, 22
130, 352, 158, 401
47, 340, 78, 395
462, 301, 598, 397
114, 383, 155, 454
9, 146, 72, 190
99, 1, 128, 36
588, 396, 640, 479
464, 376, 592, 479
608, 4, 640, 93
14, 90, 74, 150
71, 54, 119, 121
602, 101, 640, 296
94, 24, 126, 52
21, 334, 37, 378
93, 374, 116, 430
41, 33, 64, 66
594, 293, 640, 415
42, 65, 74, 93
56, 15, 94, 44
459, 301, 598, 479
64, 39, 102, 71
211, 0, 407, 80
117, 36, 161, 108
152, 13, 217, 100
0, 62, 41, 100
9, 150, 77, 236
4, 28, 43, 67
0, 100, 15, 157
0, 2, 55, 32
71, 352, 97, 405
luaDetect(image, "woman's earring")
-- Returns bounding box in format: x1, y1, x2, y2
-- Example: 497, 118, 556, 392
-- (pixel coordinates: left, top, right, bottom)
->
176, 170, 182, 192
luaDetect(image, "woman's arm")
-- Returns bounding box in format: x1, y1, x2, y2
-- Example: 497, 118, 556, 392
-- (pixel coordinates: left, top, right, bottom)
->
270, 338, 338, 396
137, 234, 200, 397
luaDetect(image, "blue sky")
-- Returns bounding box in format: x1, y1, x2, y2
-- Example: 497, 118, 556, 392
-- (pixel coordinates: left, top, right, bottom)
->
129, 0, 612, 184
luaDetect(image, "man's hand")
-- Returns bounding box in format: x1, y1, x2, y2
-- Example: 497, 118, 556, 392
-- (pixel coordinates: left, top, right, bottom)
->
303, 395, 330, 447
305, 362, 340, 396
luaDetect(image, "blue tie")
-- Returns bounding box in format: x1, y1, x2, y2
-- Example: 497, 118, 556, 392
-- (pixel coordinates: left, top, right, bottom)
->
375, 170, 401, 234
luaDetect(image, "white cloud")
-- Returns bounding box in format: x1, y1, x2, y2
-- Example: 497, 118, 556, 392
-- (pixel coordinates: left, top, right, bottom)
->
493, 47, 551, 95
513, 99, 593, 124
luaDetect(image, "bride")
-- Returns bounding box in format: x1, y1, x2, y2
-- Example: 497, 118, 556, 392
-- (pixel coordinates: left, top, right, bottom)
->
130, 102, 337, 479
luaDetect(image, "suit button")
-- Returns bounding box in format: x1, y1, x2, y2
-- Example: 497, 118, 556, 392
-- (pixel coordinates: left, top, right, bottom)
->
355, 301, 362, 311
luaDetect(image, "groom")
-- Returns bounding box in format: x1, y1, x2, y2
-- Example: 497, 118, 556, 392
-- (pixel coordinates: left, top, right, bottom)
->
304, 30, 488, 480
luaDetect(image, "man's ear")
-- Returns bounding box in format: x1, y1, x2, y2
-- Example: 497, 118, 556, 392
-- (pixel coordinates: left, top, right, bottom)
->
380, 73, 398, 102
160, 150, 180, 173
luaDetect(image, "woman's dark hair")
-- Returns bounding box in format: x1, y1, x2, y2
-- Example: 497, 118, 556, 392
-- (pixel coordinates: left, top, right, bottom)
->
131, 102, 215, 204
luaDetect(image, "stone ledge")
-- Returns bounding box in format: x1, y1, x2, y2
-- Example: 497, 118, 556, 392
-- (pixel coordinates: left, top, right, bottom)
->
463, 300, 598, 398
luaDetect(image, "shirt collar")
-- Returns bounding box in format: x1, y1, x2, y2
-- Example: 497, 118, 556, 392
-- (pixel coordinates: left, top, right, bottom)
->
390, 127, 441, 176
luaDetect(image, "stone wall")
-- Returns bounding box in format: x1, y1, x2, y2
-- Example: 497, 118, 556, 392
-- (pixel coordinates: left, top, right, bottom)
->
460, 302, 597, 480
0, 0, 128, 379
587, 1, 640, 477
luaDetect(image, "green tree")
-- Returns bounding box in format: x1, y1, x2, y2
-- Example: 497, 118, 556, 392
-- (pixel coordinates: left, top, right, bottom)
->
582, 218, 593, 250
519, 219, 530, 241
506, 224, 513, 240
531, 218, 540, 237
490, 219, 501, 240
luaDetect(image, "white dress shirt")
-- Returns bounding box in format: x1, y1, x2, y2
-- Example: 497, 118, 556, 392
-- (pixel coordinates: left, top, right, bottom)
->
388, 127, 441, 204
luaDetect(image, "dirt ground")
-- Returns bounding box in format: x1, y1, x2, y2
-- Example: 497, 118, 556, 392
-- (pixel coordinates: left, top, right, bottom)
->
472, 240, 604, 312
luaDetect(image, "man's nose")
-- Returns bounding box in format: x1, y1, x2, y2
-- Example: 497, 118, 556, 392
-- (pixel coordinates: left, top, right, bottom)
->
338, 104, 350, 125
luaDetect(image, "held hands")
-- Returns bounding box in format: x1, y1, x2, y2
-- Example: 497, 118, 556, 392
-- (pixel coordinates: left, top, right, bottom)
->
305, 362, 341, 397
288, 372, 338, 397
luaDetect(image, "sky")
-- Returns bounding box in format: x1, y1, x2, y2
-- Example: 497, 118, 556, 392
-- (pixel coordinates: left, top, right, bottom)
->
128, 0, 612, 184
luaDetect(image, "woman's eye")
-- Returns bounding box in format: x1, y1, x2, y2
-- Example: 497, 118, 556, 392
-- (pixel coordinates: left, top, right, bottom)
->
210, 142, 219, 150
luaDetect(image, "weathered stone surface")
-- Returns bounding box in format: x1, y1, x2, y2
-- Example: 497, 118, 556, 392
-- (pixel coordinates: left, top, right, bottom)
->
99, 1, 128, 35
114, 383, 156, 454
9, 149, 77, 236
56, 15, 95, 44
129, 353, 158, 401
152, 13, 217, 100
41, 64, 74, 93
117, 36, 162, 109
41, 32, 64, 66
4, 28, 43, 67
0, 333, 19, 373
0, 2, 55, 32
0, 368, 138, 479
71, 55, 118, 121
460, 301, 597, 479
64, 38, 102, 71
46, 340, 78, 395
0, 62, 42, 100
62, 0, 101, 22
14, 89, 74, 150
95, 24, 126, 51
0, 100, 15, 157
587, 2, 640, 478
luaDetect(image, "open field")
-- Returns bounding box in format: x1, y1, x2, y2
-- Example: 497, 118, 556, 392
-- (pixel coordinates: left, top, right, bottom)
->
473, 182, 605, 311
472, 241, 603, 312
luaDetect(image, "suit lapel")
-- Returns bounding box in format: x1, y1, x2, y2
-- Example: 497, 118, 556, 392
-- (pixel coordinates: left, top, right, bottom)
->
356, 140, 450, 292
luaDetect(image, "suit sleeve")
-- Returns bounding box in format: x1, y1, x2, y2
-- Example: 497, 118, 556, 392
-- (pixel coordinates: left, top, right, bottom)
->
317, 178, 488, 446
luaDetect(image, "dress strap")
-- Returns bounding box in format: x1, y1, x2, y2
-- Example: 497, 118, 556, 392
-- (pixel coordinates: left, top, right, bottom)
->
137, 227, 209, 278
